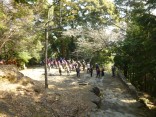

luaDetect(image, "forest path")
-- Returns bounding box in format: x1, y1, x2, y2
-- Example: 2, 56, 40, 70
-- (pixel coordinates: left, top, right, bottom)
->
20, 67, 149, 117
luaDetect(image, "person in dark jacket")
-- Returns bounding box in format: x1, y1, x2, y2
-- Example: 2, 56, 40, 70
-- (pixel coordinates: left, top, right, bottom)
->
76, 67, 80, 77
101, 67, 105, 77
59, 66, 62, 76
90, 65, 93, 77
96, 67, 100, 78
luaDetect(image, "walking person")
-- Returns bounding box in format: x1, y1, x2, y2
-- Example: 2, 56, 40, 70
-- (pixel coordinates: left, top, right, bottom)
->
101, 67, 105, 78
66, 66, 70, 75
59, 65, 62, 76
87, 62, 90, 73
111, 65, 116, 77
76, 67, 80, 78
82, 60, 86, 71
96, 67, 100, 78
90, 65, 93, 77
77, 61, 82, 68
47, 58, 51, 71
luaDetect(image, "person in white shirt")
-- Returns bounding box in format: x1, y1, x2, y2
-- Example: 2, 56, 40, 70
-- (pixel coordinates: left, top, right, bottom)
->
87, 63, 90, 73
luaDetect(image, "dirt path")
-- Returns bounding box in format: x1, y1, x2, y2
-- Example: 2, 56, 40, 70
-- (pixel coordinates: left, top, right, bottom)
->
20, 67, 149, 117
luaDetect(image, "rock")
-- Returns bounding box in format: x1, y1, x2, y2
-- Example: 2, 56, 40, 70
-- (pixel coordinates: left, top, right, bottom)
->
91, 87, 100, 96
88, 87, 102, 108
92, 100, 101, 108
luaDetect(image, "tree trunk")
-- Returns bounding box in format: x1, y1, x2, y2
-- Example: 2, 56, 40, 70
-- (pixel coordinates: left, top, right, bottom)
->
45, 28, 48, 89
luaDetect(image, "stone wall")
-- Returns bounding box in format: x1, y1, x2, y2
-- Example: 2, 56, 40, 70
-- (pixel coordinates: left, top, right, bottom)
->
117, 70, 139, 100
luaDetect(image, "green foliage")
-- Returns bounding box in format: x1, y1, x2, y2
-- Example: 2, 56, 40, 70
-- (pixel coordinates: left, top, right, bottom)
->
114, 0, 156, 96
0, 1, 43, 67
46, 0, 120, 60
91, 50, 112, 65
0, 4, 8, 34
17, 51, 32, 63
0, 0, 120, 66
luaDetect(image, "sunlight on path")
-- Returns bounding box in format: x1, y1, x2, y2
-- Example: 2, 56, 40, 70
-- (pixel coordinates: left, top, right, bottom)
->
20, 67, 45, 81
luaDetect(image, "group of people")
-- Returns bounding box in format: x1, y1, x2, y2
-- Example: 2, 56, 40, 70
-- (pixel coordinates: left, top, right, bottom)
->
86, 63, 105, 78
45, 58, 116, 78
44, 58, 85, 76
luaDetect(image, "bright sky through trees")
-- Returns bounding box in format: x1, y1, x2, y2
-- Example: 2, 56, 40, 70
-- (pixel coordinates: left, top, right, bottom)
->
48, 0, 53, 4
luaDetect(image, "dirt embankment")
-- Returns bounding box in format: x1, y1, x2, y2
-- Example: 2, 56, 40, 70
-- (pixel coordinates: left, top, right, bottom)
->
0, 65, 55, 117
